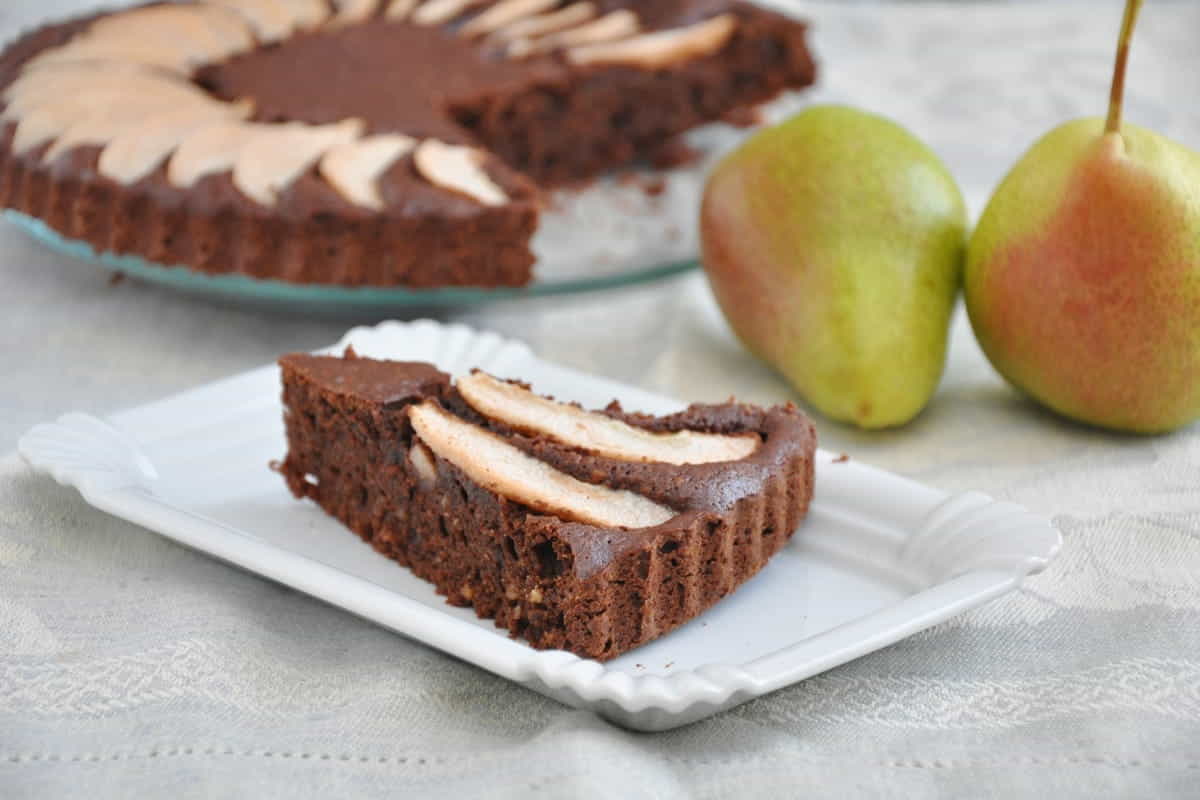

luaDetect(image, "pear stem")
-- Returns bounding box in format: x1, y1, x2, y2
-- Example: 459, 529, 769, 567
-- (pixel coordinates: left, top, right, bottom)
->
1105, 0, 1144, 134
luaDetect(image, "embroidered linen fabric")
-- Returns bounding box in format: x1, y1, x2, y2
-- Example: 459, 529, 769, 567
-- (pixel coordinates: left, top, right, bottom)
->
1, 1, 1198, 797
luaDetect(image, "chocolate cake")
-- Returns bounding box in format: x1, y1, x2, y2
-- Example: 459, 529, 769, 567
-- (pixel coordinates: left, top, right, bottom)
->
0, 0, 817, 288
277, 349, 816, 660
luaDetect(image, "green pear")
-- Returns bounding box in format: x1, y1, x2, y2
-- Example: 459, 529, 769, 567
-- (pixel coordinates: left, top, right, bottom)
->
965, 0, 1200, 433
700, 105, 966, 429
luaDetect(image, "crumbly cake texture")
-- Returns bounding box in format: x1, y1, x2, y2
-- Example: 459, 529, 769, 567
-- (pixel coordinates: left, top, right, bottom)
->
0, 0, 816, 288
277, 350, 816, 661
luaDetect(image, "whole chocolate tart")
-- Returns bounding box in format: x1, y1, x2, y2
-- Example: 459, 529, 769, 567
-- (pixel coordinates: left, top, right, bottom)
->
0, 0, 816, 288
277, 349, 816, 660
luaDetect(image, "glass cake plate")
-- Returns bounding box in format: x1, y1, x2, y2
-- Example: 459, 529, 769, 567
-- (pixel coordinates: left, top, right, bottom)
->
18, 319, 1062, 731
3, 90, 817, 310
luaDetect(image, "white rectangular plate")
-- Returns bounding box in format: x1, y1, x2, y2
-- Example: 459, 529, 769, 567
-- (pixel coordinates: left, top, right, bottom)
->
18, 320, 1060, 731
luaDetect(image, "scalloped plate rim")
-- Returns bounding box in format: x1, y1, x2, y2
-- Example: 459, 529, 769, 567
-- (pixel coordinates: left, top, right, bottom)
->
16, 319, 1062, 731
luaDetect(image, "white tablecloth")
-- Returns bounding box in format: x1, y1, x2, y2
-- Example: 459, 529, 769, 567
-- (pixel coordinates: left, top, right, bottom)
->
3, 2, 1199, 797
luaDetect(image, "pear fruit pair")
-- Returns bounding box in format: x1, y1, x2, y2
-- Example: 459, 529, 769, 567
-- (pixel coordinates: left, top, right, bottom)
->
703, 0, 1200, 433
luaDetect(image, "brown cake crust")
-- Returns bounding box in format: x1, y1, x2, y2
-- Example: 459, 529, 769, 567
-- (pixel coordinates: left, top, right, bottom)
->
0, 1, 816, 288
277, 351, 816, 660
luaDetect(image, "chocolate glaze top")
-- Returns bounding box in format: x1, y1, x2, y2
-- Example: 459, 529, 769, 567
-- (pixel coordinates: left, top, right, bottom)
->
197, 21, 567, 143
279, 352, 450, 408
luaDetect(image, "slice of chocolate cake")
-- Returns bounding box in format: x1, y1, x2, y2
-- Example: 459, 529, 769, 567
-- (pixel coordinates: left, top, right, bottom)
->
277, 349, 816, 660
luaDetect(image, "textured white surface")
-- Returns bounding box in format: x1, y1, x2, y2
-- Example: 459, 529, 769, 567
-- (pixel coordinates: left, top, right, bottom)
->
2, 0, 1200, 797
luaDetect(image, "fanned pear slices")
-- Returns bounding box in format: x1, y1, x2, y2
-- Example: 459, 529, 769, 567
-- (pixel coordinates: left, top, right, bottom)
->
39, 90, 239, 163
6, 69, 211, 155
168, 121, 261, 187
459, 0, 560, 38
458, 372, 760, 465
28, 5, 256, 73
276, 0, 332, 29
319, 134, 417, 210
330, 0, 381, 26
568, 14, 736, 69
412, 0, 489, 26
87, 4, 256, 57
510, 9, 638, 57
232, 119, 365, 205
168, 118, 362, 199
99, 100, 254, 185
490, 2, 595, 43
2, 62, 185, 113
208, 0, 298, 42
22, 36, 199, 74
386, 0, 421, 19
5, 68, 206, 118
413, 140, 508, 206
409, 402, 675, 529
